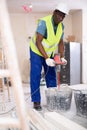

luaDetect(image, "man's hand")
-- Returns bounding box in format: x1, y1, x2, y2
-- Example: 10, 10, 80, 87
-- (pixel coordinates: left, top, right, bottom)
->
61, 57, 67, 65
46, 58, 55, 67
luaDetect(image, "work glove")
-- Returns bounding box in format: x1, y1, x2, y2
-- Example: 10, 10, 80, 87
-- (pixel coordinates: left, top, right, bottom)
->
46, 58, 55, 67
61, 57, 67, 65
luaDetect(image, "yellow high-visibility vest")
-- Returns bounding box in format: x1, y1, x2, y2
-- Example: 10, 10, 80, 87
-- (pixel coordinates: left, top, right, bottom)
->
30, 15, 63, 57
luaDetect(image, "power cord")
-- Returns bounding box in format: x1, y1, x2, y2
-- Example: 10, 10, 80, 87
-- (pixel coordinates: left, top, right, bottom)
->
25, 66, 49, 101
0, 66, 49, 115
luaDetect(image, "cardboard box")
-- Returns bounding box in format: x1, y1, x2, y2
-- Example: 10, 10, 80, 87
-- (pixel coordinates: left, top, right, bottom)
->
66, 35, 75, 42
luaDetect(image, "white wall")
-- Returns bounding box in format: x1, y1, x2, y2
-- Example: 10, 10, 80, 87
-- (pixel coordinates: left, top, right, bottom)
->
72, 10, 82, 43
82, 8, 87, 83
9, 12, 72, 82
9, 14, 29, 81
9, 12, 50, 82
63, 14, 72, 42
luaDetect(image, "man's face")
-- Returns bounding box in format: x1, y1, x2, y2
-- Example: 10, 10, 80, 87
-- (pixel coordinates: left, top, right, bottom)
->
53, 10, 65, 25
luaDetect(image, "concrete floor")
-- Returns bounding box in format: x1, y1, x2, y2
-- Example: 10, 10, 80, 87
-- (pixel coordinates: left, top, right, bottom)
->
0, 83, 87, 130
34, 83, 87, 129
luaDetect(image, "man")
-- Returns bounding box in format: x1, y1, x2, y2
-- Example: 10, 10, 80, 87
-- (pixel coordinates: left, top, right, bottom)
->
30, 3, 69, 110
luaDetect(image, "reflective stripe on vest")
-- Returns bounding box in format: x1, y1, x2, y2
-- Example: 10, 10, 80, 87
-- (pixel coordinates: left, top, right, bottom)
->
30, 15, 63, 57
31, 37, 55, 56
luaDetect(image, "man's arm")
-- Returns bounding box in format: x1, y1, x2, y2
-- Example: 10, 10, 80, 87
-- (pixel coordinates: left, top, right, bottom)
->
58, 39, 64, 58
36, 32, 48, 59
58, 39, 67, 65
35, 20, 48, 59
36, 33, 55, 67
35, 20, 55, 67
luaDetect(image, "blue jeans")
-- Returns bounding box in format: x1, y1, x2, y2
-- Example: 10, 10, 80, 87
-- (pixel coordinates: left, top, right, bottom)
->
30, 48, 57, 102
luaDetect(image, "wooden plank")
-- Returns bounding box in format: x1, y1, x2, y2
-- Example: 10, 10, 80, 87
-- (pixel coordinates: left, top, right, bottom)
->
45, 112, 87, 130
0, 78, 3, 87
0, 0, 29, 130
0, 117, 20, 128
27, 109, 58, 130
0, 69, 10, 77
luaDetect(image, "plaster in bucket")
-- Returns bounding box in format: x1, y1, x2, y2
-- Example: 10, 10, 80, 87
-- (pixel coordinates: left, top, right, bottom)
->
45, 84, 72, 111
74, 90, 87, 118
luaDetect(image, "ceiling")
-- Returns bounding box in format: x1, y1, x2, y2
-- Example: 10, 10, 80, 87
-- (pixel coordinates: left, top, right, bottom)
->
7, 0, 87, 14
